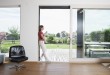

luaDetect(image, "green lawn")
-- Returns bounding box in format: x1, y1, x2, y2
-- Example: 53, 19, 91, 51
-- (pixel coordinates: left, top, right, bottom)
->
0, 40, 77, 53
46, 44, 76, 49
0, 40, 20, 53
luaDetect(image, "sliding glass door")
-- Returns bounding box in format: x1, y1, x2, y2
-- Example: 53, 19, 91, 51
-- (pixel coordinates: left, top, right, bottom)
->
71, 4, 110, 59
84, 9, 110, 58
39, 6, 77, 62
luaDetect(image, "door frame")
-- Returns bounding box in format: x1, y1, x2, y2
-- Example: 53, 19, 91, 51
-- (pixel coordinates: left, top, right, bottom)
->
70, 4, 110, 62
39, 6, 70, 61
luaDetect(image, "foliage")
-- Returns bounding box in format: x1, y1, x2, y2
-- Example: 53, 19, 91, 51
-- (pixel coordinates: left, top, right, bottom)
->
61, 31, 67, 37
56, 33, 60, 37
104, 29, 110, 42
46, 31, 77, 44
8, 26, 20, 43
89, 28, 110, 42
47, 35, 56, 44
1, 47, 8, 53
8, 26, 19, 40
90, 31, 104, 42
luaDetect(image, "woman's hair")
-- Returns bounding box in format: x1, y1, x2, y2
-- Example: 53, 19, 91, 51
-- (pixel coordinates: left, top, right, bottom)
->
39, 25, 44, 31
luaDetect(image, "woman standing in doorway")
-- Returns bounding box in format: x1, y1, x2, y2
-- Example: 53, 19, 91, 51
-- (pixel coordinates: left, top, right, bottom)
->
38, 25, 49, 61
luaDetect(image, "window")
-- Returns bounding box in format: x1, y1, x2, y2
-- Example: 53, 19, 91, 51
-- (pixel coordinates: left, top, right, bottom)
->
0, 7, 20, 56
84, 9, 110, 58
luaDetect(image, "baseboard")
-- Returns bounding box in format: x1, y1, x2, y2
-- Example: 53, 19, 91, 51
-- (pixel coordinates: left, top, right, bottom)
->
5, 57, 110, 64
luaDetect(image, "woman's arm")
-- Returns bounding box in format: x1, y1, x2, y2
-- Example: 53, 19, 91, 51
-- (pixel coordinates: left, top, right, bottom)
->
41, 34, 45, 41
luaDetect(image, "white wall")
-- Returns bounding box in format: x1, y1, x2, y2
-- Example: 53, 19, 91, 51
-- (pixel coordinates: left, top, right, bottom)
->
0, 0, 20, 6
0, 0, 110, 61
39, 0, 110, 5
20, 0, 39, 61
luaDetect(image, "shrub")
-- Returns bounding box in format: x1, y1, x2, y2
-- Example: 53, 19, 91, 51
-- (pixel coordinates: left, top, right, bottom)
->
47, 36, 57, 44
1, 47, 9, 53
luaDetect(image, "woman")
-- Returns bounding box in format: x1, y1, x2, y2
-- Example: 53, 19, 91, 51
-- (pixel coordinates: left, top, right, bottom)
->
38, 25, 49, 61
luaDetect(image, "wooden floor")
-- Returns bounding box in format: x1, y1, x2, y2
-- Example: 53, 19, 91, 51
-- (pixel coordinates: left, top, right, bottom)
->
0, 62, 110, 75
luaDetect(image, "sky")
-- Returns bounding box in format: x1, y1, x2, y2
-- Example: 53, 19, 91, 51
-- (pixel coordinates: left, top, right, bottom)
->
0, 8, 20, 33
40, 9, 110, 34
85, 9, 110, 34
0, 8, 110, 34
40, 9, 71, 34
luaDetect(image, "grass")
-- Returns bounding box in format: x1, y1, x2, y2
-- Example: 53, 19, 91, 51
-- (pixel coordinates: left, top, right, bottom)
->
1, 40, 109, 58
0, 40, 77, 53
0, 40, 20, 53
46, 44, 76, 49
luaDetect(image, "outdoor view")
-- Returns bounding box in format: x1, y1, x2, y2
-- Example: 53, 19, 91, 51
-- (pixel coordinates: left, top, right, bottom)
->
40, 9, 77, 62
0, 7, 20, 56
84, 9, 110, 58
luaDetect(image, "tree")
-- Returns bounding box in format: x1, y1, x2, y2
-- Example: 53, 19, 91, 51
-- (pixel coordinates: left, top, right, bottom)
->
56, 33, 60, 37
47, 35, 56, 44
8, 26, 19, 44
63, 37, 68, 44
90, 31, 103, 42
104, 29, 110, 42
90, 31, 97, 41
61, 31, 67, 37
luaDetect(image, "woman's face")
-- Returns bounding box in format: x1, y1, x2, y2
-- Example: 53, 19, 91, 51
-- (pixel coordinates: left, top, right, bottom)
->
41, 27, 44, 31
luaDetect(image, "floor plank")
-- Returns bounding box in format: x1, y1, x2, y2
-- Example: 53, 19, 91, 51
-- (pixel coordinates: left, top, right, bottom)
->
0, 62, 110, 75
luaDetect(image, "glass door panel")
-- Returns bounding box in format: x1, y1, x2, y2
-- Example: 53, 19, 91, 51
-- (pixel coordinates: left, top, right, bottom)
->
40, 7, 70, 62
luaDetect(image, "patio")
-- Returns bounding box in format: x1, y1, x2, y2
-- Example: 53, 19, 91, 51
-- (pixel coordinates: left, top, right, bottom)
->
40, 49, 77, 62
